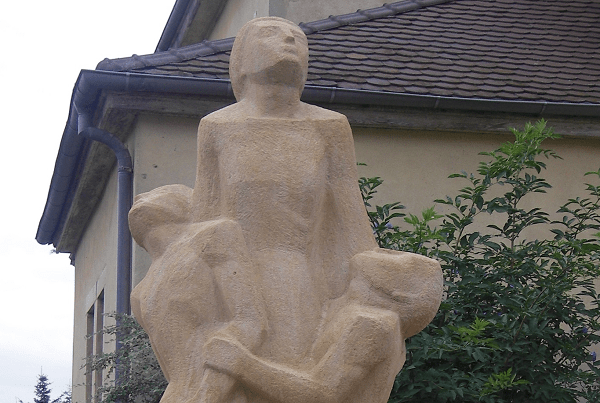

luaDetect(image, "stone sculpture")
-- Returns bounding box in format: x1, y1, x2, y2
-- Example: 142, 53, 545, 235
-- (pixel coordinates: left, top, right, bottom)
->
129, 16, 442, 403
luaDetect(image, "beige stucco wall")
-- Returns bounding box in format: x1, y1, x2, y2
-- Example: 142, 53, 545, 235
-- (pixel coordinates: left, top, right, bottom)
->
353, 127, 600, 241
131, 114, 199, 286
70, 114, 198, 402
210, 0, 270, 40
71, 167, 119, 403
209, 0, 386, 39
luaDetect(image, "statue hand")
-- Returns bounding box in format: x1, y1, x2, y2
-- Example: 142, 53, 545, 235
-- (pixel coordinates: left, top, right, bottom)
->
204, 335, 246, 377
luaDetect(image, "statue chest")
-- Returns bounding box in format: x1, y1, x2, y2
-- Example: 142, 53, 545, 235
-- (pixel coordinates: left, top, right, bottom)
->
218, 120, 326, 187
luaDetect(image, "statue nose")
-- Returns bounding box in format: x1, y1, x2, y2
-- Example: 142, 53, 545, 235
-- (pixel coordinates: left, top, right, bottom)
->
283, 30, 295, 43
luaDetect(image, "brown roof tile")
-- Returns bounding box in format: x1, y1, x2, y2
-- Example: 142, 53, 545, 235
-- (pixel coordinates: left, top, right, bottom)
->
97, 0, 600, 104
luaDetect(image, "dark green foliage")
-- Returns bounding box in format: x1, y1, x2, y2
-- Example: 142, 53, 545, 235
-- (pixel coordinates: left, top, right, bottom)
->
85, 313, 167, 403
359, 120, 600, 402
358, 170, 407, 248
52, 390, 71, 403
34, 374, 52, 403
20, 373, 71, 403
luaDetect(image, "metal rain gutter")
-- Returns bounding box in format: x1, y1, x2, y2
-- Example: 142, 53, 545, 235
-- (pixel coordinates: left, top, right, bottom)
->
302, 86, 600, 117
37, 69, 600, 250
77, 122, 133, 319
77, 115, 133, 390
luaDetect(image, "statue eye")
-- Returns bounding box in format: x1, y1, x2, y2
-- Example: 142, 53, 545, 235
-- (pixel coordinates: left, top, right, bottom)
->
259, 26, 278, 37
293, 32, 308, 44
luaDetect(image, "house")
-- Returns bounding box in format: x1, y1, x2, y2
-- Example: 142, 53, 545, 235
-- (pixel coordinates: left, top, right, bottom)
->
36, 0, 600, 401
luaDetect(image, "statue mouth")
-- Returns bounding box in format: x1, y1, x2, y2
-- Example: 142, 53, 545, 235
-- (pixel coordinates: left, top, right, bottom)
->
281, 45, 298, 55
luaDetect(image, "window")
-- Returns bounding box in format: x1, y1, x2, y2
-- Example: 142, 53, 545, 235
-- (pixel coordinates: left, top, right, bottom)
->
86, 291, 104, 403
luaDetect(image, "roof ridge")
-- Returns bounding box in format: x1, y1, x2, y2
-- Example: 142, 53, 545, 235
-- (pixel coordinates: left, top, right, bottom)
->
96, 37, 235, 72
299, 0, 457, 33
97, 0, 457, 72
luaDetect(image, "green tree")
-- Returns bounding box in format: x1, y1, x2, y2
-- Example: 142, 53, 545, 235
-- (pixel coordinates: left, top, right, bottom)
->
85, 313, 167, 403
33, 374, 51, 403
360, 120, 600, 402
20, 373, 71, 403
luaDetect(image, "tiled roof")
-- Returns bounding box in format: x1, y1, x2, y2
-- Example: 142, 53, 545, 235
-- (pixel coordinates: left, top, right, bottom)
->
97, 0, 600, 104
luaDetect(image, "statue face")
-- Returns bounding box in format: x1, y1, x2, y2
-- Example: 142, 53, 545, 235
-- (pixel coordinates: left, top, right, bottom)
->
249, 20, 309, 72
230, 17, 309, 100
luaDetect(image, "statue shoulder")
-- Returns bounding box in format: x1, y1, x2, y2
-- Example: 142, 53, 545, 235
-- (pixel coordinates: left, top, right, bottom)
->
303, 103, 349, 123
197, 104, 245, 146
200, 103, 244, 126
302, 105, 354, 150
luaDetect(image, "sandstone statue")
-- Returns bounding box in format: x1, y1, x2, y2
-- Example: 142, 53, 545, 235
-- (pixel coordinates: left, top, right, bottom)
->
129, 16, 442, 403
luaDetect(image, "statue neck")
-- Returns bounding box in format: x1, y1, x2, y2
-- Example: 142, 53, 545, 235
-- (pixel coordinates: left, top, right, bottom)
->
241, 82, 303, 119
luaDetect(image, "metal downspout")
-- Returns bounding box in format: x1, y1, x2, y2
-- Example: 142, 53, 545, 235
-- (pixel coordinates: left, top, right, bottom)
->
77, 112, 133, 393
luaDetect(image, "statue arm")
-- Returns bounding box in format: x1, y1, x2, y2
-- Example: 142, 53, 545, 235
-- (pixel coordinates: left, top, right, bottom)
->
208, 341, 341, 403
205, 308, 394, 403
307, 115, 378, 297
191, 117, 222, 222
325, 117, 378, 254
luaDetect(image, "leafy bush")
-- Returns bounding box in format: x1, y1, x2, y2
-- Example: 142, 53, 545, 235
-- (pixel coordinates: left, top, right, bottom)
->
85, 313, 166, 403
360, 121, 600, 402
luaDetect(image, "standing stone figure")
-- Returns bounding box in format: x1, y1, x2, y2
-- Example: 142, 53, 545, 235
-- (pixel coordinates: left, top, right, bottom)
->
129, 16, 442, 403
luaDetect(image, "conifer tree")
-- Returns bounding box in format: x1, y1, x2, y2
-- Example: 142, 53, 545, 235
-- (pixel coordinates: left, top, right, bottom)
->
19, 373, 71, 403
33, 374, 52, 403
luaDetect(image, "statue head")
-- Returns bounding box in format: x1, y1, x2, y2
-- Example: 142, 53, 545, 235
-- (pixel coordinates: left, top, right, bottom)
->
128, 184, 192, 257
229, 17, 309, 101
350, 249, 443, 339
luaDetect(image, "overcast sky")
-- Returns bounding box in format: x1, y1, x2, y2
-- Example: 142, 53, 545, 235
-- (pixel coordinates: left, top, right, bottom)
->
0, 1, 176, 401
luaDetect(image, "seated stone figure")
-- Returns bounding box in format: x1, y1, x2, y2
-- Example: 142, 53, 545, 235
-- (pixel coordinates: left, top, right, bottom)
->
129, 185, 267, 403
129, 16, 442, 403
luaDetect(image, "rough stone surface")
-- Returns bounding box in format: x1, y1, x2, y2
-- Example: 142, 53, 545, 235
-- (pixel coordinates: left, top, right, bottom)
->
129, 17, 442, 403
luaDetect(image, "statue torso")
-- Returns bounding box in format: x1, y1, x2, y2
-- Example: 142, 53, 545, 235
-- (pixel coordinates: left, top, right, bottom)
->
212, 116, 331, 364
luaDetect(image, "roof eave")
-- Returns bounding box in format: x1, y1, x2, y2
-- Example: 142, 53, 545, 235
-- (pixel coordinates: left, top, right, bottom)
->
36, 69, 600, 249
305, 87, 600, 117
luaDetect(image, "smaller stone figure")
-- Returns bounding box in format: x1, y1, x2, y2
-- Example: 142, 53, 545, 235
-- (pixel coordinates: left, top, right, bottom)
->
129, 185, 267, 403
203, 248, 442, 403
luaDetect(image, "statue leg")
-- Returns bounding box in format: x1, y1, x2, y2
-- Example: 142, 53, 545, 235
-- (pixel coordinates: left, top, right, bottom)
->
192, 218, 267, 348
202, 308, 396, 403
185, 219, 267, 403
